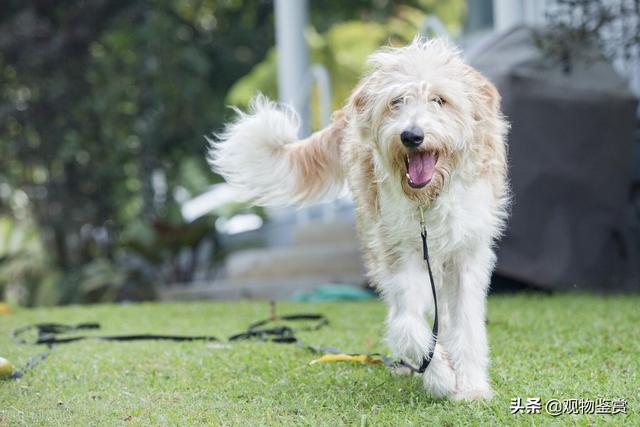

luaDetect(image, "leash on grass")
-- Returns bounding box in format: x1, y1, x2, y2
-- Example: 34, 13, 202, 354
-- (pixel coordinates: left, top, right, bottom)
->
7, 323, 226, 379
5, 304, 329, 380
4, 207, 438, 379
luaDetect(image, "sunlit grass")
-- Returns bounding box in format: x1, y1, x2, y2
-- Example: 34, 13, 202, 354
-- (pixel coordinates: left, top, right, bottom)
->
1, 295, 638, 425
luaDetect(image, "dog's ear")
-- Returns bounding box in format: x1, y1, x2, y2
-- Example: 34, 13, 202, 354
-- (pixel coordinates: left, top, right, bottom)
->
350, 81, 368, 113
466, 67, 502, 122
347, 76, 374, 124
466, 66, 509, 199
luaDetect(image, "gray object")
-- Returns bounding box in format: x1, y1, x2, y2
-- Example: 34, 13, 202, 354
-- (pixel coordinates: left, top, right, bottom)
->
274, 0, 310, 136
468, 26, 639, 291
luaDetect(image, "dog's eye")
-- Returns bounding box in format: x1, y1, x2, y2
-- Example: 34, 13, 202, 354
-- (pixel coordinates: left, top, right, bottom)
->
390, 97, 405, 109
432, 96, 445, 106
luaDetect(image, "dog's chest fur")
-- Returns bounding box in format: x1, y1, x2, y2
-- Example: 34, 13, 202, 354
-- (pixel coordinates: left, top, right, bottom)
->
346, 144, 497, 289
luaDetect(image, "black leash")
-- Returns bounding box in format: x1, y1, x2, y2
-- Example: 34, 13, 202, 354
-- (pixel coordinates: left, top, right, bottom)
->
229, 303, 329, 343
7, 311, 329, 379
387, 209, 439, 374
9, 322, 224, 379
6, 215, 438, 379
417, 221, 439, 373
12, 322, 222, 346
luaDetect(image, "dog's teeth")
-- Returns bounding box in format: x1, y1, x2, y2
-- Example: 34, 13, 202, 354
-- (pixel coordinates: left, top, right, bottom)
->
406, 173, 410, 179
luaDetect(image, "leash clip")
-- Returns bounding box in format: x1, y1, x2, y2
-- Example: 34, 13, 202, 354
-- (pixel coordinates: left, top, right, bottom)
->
418, 206, 426, 233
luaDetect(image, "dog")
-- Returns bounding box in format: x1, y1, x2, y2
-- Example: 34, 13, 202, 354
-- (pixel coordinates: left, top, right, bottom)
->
209, 38, 509, 400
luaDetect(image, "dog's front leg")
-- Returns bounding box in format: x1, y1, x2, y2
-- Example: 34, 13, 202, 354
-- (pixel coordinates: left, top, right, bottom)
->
447, 244, 495, 400
383, 256, 456, 398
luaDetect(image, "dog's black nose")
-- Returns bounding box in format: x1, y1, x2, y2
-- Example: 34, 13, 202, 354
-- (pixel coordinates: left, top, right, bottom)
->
400, 127, 424, 147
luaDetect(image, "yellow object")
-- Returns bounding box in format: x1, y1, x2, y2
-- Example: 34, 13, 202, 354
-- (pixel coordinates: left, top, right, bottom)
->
309, 354, 382, 365
0, 303, 12, 314
0, 356, 14, 379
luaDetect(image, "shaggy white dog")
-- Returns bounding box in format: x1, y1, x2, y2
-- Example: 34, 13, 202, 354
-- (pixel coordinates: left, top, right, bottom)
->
209, 38, 509, 400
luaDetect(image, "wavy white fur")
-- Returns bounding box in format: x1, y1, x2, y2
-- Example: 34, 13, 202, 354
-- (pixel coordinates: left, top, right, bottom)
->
207, 95, 300, 205
209, 38, 509, 401
208, 95, 345, 205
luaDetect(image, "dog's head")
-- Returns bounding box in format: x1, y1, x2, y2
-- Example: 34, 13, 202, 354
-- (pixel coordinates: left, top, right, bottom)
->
349, 38, 505, 204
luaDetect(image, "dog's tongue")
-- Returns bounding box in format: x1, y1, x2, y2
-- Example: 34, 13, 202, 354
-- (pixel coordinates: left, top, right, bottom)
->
408, 152, 436, 186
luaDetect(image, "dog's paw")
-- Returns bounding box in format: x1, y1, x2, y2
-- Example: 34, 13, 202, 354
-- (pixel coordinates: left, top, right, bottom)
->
453, 387, 494, 401
422, 346, 456, 399
386, 314, 432, 363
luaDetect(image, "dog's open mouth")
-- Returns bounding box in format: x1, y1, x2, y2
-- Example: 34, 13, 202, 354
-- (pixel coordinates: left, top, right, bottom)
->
405, 151, 438, 188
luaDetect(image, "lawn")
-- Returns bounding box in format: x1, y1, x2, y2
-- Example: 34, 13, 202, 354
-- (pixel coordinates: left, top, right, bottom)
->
0, 295, 638, 426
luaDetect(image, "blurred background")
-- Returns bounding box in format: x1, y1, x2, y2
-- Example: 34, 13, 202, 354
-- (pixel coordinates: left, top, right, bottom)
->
0, 0, 638, 307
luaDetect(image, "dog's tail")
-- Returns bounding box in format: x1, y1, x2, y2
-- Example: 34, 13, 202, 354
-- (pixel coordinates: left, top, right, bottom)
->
208, 95, 347, 206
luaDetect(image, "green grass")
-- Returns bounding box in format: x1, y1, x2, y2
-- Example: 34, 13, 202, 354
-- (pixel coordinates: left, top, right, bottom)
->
0, 295, 638, 426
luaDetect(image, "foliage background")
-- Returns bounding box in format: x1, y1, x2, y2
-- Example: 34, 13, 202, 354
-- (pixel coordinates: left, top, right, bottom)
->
0, 0, 465, 306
